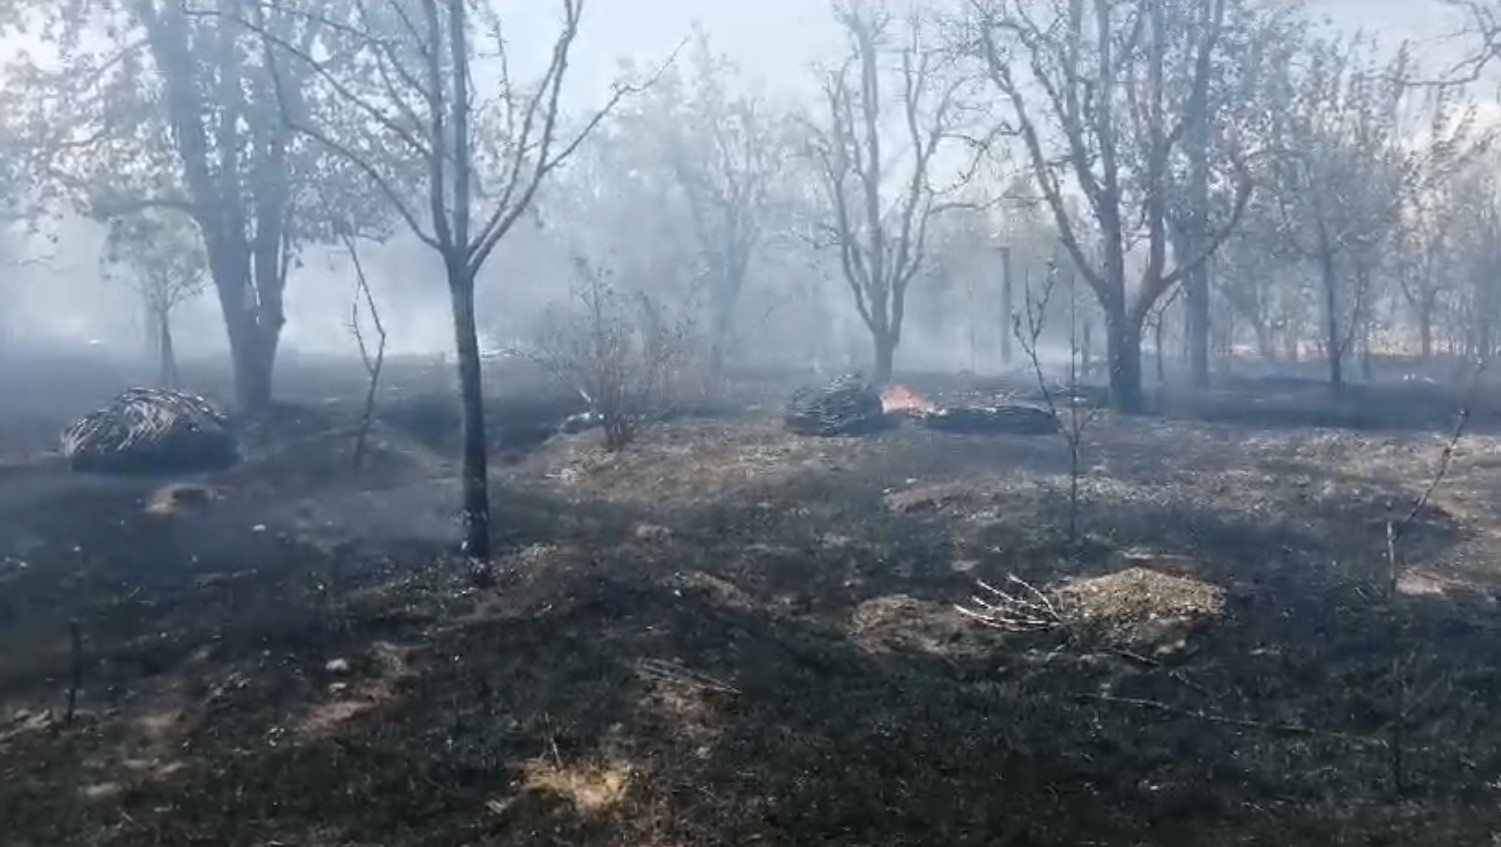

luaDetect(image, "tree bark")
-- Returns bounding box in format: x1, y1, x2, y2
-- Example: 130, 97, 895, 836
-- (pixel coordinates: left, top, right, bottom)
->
156, 308, 179, 390
1253, 318, 1275, 362
1154, 312, 1166, 384
447, 262, 491, 561
1185, 267, 1210, 385
1182, 10, 1214, 389
872, 330, 897, 385
1107, 313, 1145, 414
1418, 298, 1434, 361
1320, 250, 1343, 389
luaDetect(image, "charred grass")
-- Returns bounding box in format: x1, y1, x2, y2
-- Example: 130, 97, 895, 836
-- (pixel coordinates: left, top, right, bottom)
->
3, 366, 1501, 844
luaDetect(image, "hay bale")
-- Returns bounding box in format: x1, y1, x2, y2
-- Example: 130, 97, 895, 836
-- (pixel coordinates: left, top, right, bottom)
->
784, 374, 886, 436
61, 388, 238, 474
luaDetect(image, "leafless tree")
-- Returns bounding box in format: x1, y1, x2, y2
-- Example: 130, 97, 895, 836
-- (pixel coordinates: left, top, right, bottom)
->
806, 1, 970, 384
342, 231, 386, 470
248, 0, 658, 562
1266, 36, 1480, 388
1446, 155, 1501, 362
529, 258, 700, 451
960, 0, 1253, 412
1014, 256, 1098, 548
100, 211, 208, 389
641, 29, 790, 382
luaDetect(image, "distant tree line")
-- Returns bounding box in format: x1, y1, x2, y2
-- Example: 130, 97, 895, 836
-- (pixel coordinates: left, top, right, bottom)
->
1, 0, 1498, 563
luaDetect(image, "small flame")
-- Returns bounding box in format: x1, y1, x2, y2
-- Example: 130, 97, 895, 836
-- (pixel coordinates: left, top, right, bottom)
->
881, 384, 937, 415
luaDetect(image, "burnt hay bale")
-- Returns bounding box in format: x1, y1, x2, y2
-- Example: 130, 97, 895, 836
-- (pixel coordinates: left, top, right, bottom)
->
917, 404, 1060, 435
784, 373, 887, 436
60, 388, 238, 474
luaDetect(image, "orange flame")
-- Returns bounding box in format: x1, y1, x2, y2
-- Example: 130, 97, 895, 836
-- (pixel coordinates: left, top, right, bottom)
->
881, 384, 937, 415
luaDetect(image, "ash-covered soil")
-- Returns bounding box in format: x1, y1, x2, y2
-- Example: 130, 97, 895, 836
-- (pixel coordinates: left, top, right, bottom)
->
4, 353, 1501, 846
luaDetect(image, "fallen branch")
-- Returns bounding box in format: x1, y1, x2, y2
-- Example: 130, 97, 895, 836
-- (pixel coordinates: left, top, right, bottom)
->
635, 658, 739, 695
955, 574, 1063, 632
1079, 694, 1383, 747
65, 619, 82, 727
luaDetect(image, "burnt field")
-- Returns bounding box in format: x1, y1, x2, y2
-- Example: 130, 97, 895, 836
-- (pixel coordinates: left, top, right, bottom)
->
4, 352, 1501, 846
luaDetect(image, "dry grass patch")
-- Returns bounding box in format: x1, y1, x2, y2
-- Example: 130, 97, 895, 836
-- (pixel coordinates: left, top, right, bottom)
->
507, 759, 636, 816
1058, 567, 1226, 655
852, 594, 991, 656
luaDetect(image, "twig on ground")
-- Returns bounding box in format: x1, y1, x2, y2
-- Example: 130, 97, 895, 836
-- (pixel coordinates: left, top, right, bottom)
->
955, 575, 1064, 632
543, 712, 565, 769
635, 658, 740, 695
1080, 694, 1383, 747
65, 619, 82, 726
1111, 647, 1161, 668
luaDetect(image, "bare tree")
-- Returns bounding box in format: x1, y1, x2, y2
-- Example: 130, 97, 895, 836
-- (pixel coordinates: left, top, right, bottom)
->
250, 0, 654, 562
638, 29, 790, 382
342, 231, 386, 470
1447, 155, 1501, 361
528, 258, 700, 451
1392, 83, 1484, 361
1266, 37, 1479, 388
1014, 257, 1097, 547
806, 1, 969, 384
100, 211, 208, 389
961, 0, 1253, 413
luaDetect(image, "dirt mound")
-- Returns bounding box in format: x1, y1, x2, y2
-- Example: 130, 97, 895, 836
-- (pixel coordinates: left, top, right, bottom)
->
1058, 567, 1226, 655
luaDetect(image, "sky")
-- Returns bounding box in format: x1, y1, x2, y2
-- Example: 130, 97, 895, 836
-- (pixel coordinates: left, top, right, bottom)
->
543, 0, 1475, 100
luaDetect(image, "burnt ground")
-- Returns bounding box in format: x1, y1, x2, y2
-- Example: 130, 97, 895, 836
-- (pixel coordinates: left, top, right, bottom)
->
4, 352, 1501, 845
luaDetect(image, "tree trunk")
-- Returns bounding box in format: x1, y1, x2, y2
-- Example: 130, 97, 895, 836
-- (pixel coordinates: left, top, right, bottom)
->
1252, 317, 1275, 362
1418, 299, 1434, 361
1081, 321, 1094, 378
872, 329, 897, 384
1106, 313, 1145, 414
226, 319, 273, 412
447, 264, 491, 561
1000, 246, 1014, 366
1320, 252, 1343, 389
1154, 314, 1166, 384
157, 308, 179, 390
1182, 0, 1219, 388
708, 308, 733, 388
1185, 271, 1210, 386
204, 240, 281, 414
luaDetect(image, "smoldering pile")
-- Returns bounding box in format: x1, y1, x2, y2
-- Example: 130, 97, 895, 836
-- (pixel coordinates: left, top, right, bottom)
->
912, 403, 1060, 435
61, 388, 239, 473
785, 374, 1059, 437
784, 373, 888, 436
